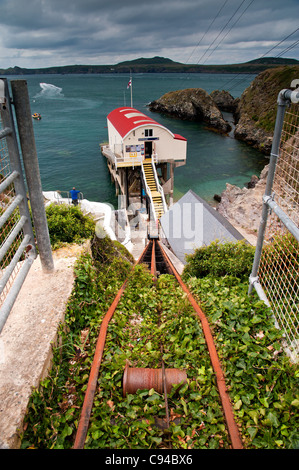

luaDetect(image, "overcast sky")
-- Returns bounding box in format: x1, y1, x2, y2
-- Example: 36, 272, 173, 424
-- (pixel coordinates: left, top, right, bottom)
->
0, 0, 298, 69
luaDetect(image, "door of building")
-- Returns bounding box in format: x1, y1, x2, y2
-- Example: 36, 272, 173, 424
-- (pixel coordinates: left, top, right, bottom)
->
145, 141, 152, 159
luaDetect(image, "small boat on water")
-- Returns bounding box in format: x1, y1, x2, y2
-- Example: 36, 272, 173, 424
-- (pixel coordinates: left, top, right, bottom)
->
32, 113, 42, 120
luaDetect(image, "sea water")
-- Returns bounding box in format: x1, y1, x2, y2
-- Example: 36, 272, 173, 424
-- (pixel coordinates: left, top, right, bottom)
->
7, 73, 268, 207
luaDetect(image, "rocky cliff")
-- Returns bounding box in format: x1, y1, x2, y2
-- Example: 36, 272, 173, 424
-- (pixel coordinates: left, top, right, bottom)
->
149, 88, 231, 133
234, 65, 299, 154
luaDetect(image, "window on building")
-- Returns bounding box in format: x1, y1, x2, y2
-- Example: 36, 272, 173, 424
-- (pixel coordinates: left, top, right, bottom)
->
145, 129, 153, 137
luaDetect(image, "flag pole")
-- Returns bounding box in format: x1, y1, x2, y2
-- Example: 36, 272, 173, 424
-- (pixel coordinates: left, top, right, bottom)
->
130, 71, 133, 107
127, 71, 133, 107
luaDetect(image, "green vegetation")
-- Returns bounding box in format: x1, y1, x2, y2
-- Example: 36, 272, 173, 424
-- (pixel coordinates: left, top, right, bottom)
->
20, 237, 298, 449
182, 242, 299, 449
183, 240, 255, 279
185, 275, 298, 448
45, 203, 96, 249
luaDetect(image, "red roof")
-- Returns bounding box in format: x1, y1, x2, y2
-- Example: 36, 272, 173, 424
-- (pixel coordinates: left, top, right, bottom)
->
174, 133, 187, 141
107, 107, 186, 141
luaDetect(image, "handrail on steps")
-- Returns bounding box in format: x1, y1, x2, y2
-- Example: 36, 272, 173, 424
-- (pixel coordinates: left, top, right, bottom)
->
151, 156, 167, 214
141, 162, 157, 222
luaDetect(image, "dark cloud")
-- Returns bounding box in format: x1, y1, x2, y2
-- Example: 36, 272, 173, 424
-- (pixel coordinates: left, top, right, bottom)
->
0, 0, 298, 68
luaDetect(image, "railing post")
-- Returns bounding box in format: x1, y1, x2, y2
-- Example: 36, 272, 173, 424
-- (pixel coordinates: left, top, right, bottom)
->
10, 80, 54, 272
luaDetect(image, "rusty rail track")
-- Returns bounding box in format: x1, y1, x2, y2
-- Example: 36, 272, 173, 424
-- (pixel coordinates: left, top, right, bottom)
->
73, 238, 243, 449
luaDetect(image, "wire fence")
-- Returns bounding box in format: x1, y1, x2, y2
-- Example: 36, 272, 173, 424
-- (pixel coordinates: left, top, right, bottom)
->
257, 101, 299, 361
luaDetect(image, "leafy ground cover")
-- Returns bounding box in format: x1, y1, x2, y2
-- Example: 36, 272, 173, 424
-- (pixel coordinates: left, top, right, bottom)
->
182, 241, 299, 449
185, 275, 299, 448
20, 238, 298, 449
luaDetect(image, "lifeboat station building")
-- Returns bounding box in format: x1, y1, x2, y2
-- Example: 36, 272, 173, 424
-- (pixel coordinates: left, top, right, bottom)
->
101, 107, 187, 219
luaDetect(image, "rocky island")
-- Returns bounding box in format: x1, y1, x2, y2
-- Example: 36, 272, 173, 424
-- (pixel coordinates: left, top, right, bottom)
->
149, 88, 231, 133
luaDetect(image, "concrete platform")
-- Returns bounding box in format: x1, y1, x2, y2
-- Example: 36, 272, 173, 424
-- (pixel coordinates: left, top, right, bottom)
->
0, 245, 84, 449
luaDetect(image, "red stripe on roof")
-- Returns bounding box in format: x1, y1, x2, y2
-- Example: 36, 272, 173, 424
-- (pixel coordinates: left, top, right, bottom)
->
107, 107, 185, 140
107, 107, 166, 138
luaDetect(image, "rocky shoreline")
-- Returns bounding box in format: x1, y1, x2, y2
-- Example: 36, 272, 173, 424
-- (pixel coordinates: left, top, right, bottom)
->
215, 166, 269, 245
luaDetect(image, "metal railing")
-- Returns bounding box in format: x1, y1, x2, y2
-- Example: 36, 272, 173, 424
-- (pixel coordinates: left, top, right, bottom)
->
116, 154, 143, 169
0, 78, 53, 333
249, 85, 299, 362
151, 157, 168, 214
0, 79, 36, 332
141, 163, 157, 222
101, 144, 144, 170
44, 190, 83, 206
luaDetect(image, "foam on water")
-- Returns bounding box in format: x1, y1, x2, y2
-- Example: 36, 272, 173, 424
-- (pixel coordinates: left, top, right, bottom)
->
36, 82, 64, 99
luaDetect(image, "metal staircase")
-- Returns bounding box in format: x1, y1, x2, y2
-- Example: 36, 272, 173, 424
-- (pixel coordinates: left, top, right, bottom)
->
142, 161, 165, 220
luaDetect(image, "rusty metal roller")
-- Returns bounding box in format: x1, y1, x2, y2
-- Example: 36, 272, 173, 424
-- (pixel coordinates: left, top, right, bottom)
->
123, 363, 187, 396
